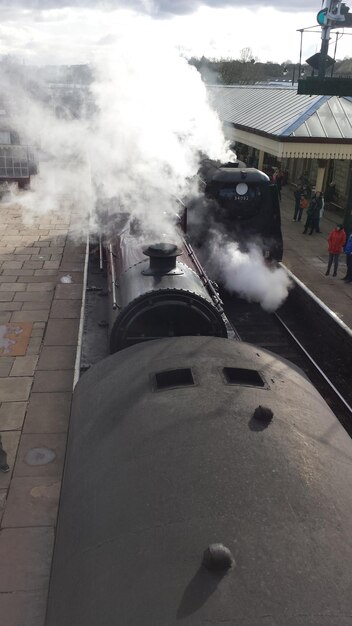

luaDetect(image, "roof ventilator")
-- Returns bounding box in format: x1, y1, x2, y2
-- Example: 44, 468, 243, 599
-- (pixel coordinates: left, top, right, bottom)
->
223, 367, 265, 387
154, 368, 194, 390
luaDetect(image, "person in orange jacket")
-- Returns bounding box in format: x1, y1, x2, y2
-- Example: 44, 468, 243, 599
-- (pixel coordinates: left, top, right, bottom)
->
325, 224, 347, 276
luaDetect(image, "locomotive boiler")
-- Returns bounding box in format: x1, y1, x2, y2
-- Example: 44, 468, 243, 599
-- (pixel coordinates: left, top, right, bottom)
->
103, 217, 228, 353
46, 336, 352, 626
187, 160, 283, 262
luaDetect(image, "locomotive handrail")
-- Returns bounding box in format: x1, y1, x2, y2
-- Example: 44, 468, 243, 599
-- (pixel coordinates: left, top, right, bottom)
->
182, 237, 224, 313
108, 243, 118, 310
99, 235, 103, 271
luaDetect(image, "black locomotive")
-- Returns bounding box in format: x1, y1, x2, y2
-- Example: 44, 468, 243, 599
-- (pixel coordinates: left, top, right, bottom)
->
46, 336, 352, 626
45, 182, 352, 626
188, 160, 283, 262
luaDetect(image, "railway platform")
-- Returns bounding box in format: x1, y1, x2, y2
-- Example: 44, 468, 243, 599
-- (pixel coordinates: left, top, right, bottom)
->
0, 186, 351, 625
0, 201, 86, 625
280, 185, 352, 332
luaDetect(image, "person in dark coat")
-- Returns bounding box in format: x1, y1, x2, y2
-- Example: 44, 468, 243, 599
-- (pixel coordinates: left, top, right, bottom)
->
295, 194, 308, 222
293, 187, 303, 220
273, 169, 282, 200
303, 192, 323, 234
325, 224, 347, 276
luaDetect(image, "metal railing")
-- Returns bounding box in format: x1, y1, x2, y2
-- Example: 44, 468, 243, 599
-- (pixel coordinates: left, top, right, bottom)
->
0, 145, 30, 179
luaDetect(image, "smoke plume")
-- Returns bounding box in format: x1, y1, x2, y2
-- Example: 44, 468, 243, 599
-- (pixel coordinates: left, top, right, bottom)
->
0, 22, 291, 311
1, 26, 231, 239
205, 230, 292, 312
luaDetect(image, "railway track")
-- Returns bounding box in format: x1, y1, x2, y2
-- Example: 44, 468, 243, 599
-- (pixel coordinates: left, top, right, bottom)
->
221, 286, 352, 436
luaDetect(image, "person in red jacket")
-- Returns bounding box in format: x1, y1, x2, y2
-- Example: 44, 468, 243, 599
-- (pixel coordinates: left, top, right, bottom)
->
325, 224, 347, 276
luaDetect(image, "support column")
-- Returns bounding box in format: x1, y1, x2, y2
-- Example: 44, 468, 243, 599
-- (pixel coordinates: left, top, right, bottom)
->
258, 150, 265, 171
343, 162, 352, 234
315, 160, 327, 193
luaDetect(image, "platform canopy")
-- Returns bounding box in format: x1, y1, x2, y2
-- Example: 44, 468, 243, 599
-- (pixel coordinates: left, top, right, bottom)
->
208, 85, 352, 160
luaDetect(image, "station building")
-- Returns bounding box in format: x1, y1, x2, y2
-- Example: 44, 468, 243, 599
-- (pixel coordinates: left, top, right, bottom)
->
208, 84, 352, 221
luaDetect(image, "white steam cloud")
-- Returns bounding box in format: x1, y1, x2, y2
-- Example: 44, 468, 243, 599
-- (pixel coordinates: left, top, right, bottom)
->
89, 30, 232, 236
1, 27, 231, 240
0, 68, 92, 227
206, 230, 292, 312
0, 24, 291, 312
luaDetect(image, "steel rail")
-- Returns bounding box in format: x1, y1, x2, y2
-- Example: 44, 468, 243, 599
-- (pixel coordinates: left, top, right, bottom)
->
275, 311, 352, 417
280, 263, 352, 340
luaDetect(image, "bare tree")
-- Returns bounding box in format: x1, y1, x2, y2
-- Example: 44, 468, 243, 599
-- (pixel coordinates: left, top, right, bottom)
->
240, 47, 255, 63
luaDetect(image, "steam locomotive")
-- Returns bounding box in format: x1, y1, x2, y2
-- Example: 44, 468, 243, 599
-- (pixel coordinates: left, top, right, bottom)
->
46, 334, 352, 625
44, 194, 352, 624
187, 159, 283, 262
97, 162, 283, 354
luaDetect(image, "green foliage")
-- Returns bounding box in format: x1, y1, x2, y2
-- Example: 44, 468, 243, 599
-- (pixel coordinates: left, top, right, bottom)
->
188, 55, 352, 85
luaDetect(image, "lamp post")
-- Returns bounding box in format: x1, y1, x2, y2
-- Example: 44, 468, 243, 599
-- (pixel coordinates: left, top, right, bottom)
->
282, 64, 305, 84
292, 64, 305, 85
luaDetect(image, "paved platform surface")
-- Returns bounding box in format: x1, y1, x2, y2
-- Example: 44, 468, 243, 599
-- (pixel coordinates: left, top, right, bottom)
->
0, 202, 85, 625
280, 186, 352, 332
0, 188, 351, 625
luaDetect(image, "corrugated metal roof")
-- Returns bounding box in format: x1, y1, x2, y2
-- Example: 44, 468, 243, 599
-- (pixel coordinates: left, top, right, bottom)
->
208, 85, 352, 139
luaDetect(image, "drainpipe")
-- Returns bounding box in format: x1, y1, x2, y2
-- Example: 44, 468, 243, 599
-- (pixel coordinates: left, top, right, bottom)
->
343, 162, 352, 234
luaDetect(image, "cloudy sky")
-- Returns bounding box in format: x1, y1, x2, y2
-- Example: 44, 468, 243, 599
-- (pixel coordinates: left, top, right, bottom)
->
0, 0, 350, 66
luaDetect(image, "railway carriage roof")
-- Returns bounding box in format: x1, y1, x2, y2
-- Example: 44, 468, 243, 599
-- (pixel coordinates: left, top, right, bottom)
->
208, 85, 352, 140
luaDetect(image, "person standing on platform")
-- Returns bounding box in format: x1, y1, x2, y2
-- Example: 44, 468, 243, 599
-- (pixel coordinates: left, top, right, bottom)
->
295, 194, 308, 222
343, 233, 352, 283
293, 188, 300, 220
273, 169, 282, 200
303, 191, 323, 234
293, 187, 303, 220
325, 224, 346, 276
315, 192, 325, 233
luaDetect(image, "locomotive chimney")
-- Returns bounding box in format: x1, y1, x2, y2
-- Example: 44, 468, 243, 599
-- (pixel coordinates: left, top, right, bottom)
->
142, 242, 183, 276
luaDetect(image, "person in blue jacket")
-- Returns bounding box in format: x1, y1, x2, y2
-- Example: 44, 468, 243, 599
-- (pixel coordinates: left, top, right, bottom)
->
343, 233, 352, 282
